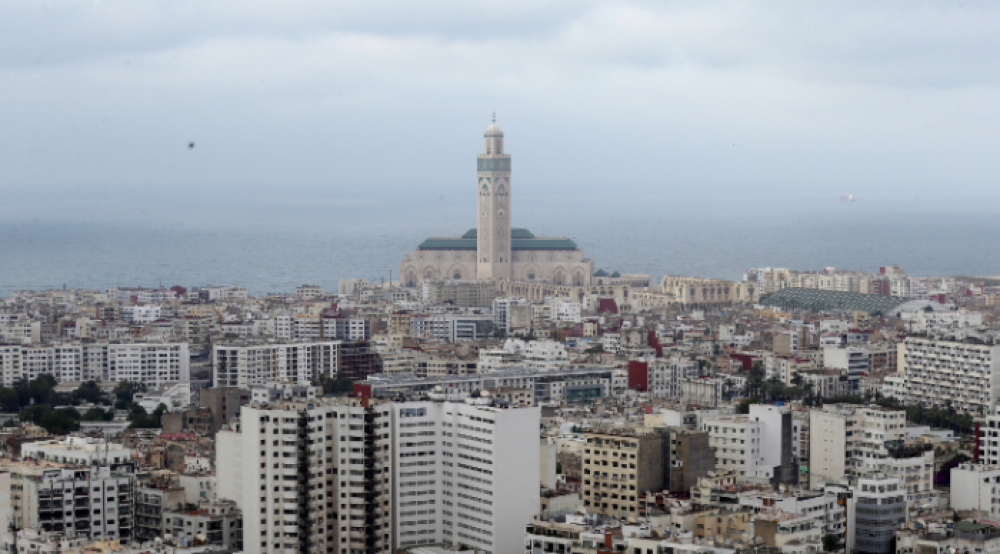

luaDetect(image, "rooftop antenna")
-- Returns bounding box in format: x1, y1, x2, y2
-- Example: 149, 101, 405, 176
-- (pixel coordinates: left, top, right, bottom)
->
492, 110, 496, 124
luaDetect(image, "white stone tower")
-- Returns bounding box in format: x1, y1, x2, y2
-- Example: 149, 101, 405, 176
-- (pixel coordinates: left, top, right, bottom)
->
476, 113, 512, 280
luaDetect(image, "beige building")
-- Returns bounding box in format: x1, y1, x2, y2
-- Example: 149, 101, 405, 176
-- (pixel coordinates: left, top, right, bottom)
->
660, 276, 759, 307
582, 429, 665, 517
400, 119, 594, 286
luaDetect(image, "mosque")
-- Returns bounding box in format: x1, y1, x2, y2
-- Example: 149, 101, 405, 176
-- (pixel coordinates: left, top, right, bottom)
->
399, 118, 594, 287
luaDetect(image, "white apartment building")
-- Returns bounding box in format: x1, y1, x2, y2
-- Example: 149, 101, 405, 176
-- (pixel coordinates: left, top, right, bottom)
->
882, 374, 907, 401
198, 285, 248, 302
739, 490, 847, 546
3, 342, 189, 386
107, 342, 190, 386
135, 289, 177, 303
217, 394, 540, 554
410, 314, 491, 342
8, 463, 135, 540
702, 404, 799, 485
900, 308, 982, 333
823, 346, 868, 394
22, 437, 132, 466
809, 405, 935, 507
477, 349, 524, 372
391, 397, 540, 553
293, 317, 371, 342
546, 298, 581, 324
903, 336, 1000, 413
493, 297, 528, 332
951, 463, 1000, 518
213, 340, 339, 388
217, 398, 392, 554
295, 285, 324, 300
120, 306, 162, 324
501, 339, 568, 371
338, 278, 370, 296
647, 357, 699, 399
0, 320, 42, 344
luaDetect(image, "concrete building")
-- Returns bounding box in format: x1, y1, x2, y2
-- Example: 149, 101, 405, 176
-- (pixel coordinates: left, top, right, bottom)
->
951, 463, 1000, 517
897, 521, 1000, 554
217, 397, 392, 554
212, 340, 342, 388
217, 393, 540, 554
198, 387, 252, 435
740, 490, 847, 548
809, 405, 935, 508
399, 119, 594, 286
390, 395, 540, 553
295, 285, 324, 300
421, 280, 499, 308
1, 341, 190, 386
902, 336, 1000, 413
582, 428, 664, 518
853, 475, 906, 554
21, 436, 132, 466
136, 473, 187, 543
410, 314, 492, 342
823, 346, 869, 394
163, 498, 242, 549
357, 366, 621, 405
665, 429, 714, 492
7, 461, 135, 540
702, 404, 799, 487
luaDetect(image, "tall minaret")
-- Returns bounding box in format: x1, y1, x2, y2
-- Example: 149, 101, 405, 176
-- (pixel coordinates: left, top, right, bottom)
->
476, 113, 512, 280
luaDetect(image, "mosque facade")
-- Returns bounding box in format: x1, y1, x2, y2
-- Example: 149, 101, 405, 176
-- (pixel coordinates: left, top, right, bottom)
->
400, 119, 594, 287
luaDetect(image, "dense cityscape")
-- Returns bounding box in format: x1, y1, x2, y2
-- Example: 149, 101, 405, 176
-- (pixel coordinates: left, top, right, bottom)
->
1, 121, 999, 554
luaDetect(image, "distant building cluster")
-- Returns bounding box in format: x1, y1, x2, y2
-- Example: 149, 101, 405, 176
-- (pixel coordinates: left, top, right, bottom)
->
5, 119, 1000, 554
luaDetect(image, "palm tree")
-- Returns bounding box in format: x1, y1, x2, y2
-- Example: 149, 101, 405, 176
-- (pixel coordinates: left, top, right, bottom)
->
720, 378, 733, 400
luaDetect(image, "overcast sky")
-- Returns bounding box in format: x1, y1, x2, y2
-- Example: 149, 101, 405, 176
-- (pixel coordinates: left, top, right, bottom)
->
2, 0, 999, 205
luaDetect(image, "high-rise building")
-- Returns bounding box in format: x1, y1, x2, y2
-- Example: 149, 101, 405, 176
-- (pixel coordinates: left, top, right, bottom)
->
809, 404, 935, 508
702, 404, 799, 487
217, 397, 393, 554
217, 393, 540, 554
7, 462, 135, 541
902, 336, 1000, 413
581, 428, 665, 518
853, 475, 906, 554
212, 340, 341, 388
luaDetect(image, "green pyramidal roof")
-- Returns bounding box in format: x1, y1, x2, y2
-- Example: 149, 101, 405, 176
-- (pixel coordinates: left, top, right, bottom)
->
462, 228, 535, 239
419, 228, 577, 250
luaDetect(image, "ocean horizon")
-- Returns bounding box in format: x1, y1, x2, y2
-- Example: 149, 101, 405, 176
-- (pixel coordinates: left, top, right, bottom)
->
2, 188, 998, 297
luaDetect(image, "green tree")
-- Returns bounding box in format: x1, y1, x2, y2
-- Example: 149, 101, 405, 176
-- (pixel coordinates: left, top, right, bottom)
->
114, 381, 138, 410
73, 381, 103, 404
19, 405, 49, 425
82, 407, 114, 422
33, 407, 81, 434
0, 388, 19, 412
822, 534, 840, 552
130, 403, 168, 429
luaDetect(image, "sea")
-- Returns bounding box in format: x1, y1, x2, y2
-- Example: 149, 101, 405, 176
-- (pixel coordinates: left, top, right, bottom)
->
1, 187, 999, 297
